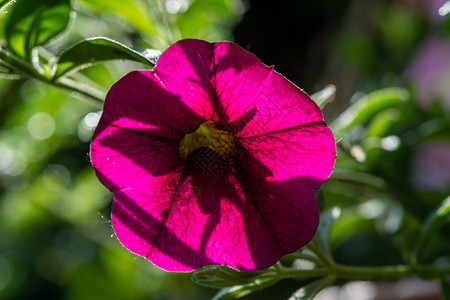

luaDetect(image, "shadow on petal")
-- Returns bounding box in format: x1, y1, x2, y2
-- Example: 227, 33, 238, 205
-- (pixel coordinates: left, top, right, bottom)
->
98, 71, 206, 141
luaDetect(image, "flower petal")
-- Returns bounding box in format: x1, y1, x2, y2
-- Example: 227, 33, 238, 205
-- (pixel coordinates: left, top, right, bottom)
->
111, 169, 188, 268
213, 42, 323, 138
111, 169, 248, 271
112, 164, 315, 271
90, 121, 180, 192
153, 39, 216, 121
100, 70, 204, 141
239, 122, 336, 190
231, 164, 320, 267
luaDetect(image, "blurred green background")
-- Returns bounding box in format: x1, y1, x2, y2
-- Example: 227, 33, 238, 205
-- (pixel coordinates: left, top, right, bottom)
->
0, 0, 449, 299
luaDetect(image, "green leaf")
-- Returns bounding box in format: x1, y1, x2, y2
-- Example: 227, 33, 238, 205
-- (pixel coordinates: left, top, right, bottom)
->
330, 169, 386, 191
283, 251, 323, 266
311, 85, 336, 109
192, 265, 273, 288
0, 0, 15, 12
53, 37, 155, 79
76, 0, 156, 36
0, 62, 22, 79
5, 0, 72, 60
365, 108, 401, 138
290, 276, 335, 300
212, 277, 279, 300
332, 88, 409, 134
413, 196, 450, 263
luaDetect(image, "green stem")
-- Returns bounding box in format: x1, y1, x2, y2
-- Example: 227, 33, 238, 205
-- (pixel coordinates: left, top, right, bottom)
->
0, 46, 104, 107
276, 264, 450, 280
283, 252, 324, 266
306, 240, 336, 268
52, 77, 105, 108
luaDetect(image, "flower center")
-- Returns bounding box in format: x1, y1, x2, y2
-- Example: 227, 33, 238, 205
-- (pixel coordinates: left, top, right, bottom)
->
179, 121, 237, 162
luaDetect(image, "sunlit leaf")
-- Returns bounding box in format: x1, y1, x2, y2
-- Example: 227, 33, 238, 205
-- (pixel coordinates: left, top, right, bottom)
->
289, 276, 335, 300
53, 37, 154, 79
0, 72, 21, 80
365, 108, 401, 138
361, 108, 402, 165
311, 85, 336, 109
413, 196, 450, 263
212, 277, 279, 300
76, 0, 156, 36
0, 0, 15, 12
4, 0, 71, 60
332, 88, 409, 134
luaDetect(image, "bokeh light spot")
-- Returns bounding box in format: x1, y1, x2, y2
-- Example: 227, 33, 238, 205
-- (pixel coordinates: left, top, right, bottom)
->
380, 135, 400, 151
28, 112, 56, 140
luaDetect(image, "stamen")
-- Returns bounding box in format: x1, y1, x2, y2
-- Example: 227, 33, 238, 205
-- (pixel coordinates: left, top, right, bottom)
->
179, 121, 237, 162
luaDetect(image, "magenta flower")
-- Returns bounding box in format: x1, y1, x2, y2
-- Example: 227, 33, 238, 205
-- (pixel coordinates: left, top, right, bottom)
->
90, 39, 336, 271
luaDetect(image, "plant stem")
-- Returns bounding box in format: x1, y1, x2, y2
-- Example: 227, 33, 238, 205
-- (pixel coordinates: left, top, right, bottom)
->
306, 241, 336, 268
52, 77, 105, 108
0, 46, 104, 107
276, 264, 450, 280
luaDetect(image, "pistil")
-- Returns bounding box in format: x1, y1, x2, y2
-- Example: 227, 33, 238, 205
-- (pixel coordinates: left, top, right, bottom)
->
179, 121, 237, 162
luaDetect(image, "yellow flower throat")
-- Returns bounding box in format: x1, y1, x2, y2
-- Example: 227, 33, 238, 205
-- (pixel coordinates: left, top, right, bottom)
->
179, 121, 236, 162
